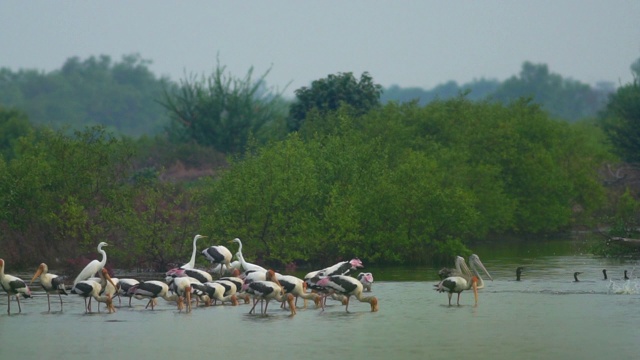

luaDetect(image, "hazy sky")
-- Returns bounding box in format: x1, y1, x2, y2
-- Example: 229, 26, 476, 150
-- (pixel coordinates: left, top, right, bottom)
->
1, 1, 639, 97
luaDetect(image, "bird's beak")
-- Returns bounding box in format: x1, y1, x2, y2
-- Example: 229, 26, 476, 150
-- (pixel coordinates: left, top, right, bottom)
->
475, 258, 493, 281
473, 279, 479, 305
370, 297, 379, 312
30, 267, 44, 285
105, 272, 117, 289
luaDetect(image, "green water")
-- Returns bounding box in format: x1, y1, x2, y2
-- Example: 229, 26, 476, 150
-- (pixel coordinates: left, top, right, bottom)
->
1, 238, 639, 359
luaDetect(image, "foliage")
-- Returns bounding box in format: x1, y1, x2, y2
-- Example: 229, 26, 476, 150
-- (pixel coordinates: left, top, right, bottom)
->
0, 54, 171, 137
0, 106, 33, 160
491, 62, 610, 122
288, 72, 382, 132
160, 62, 288, 153
599, 78, 640, 163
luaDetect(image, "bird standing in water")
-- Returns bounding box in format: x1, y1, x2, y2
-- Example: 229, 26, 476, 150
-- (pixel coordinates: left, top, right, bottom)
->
602, 269, 607, 280
516, 267, 524, 281
573, 272, 582, 282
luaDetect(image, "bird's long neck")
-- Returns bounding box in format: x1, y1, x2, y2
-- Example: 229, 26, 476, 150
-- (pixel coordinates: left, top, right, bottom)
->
99, 247, 107, 269
187, 236, 199, 269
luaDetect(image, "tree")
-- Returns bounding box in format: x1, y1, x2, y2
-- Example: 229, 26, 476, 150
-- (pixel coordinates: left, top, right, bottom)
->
0, 106, 33, 160
600, 77, 640, 163
288, 72, 382, 132
160, 63, 288, 153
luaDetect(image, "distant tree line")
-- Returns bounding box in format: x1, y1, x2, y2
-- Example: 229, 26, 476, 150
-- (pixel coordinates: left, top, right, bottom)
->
0, 55, 639, 271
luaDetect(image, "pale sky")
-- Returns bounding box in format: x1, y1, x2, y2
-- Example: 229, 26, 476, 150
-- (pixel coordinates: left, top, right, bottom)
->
1, 1, 639, 97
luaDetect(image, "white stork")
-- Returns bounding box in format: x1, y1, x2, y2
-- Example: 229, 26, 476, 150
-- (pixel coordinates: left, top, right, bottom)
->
0, 258, 32, 314
73, 241, 109, 285
315, 275, 379, 312
30, 262, 68, 312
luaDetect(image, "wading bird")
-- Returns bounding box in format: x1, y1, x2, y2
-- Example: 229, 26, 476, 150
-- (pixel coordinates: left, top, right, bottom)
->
73, 242, 109, 285
516, 267, 524, 281
0, 258, 32, 314
232, 238, 267, 273
357, 272, 374, 292
573, 272, 582, 282
243, 280, 296, 316
315, 275, 379, 312
30, 263, 67, 312
201, 242, 233, 277
182, 234, 207, 270
71, 269, 117, 313
435, 275, 479, 306
602, 269, 607, 280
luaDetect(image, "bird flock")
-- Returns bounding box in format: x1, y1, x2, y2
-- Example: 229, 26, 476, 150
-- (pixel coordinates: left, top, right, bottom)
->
0, 235, 379, 315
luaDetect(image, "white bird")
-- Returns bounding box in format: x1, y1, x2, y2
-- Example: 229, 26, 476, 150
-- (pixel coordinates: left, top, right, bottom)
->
243, 280, 296, 316
232, 238, 267, 272
0, 258, 32, 314
467, 254, 493, 290
304, 258, 365, 288
210, 261, 242, 276
115, 278, 140, 307
201, 243, 233, 277
276, 273, 320, 308
73, 241, 109, 285
166, 268, 201, 312
357, 272, 374, 292
71, 269, 117, 313
315, 275, 379, 312
181, 234, 207, 270
201, 282, 239, 306
128, 281, 178, 310
30, 263, 68, 312
435, 275, 479, 306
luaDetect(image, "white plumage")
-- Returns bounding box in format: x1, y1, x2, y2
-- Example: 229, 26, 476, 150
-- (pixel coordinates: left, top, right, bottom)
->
30, 262, 67, 312
0, 258, 32, 314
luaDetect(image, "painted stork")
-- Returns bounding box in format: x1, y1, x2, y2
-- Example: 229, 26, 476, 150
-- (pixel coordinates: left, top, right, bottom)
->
357, 272, 374, 292
128, 281, 178, 310
181, 234, 207, 270
315, 275, 379, 312
115, 278, 140, 307
73, 241, 109, 285
201, 282, 239, 306
201, 243, 233, 277
166, 268, 200, 312
276, 273, 319, 308
210, 261, 242, 276
232, 238, 267, 272
70, 269, 117, 313
243, 280, 296, 316
0, 258, 32, 314
30, 263, 67, 312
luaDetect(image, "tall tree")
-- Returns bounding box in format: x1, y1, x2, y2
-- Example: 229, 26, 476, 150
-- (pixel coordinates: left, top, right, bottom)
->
288, 72, 382, 132
160, 63, 287, 153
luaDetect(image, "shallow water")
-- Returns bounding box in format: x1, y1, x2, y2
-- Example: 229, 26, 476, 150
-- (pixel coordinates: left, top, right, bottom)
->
1, 239, 640, 359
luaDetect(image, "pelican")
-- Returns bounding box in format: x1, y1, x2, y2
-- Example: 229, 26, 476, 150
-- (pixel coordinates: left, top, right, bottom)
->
435, 258, 475, 306
315, 275, 379, 312
73, 242, 109, 285
181, 234, 207, 270
0, 258, 32, 314
467, 254, 493, 289
201, 243, 233, 277
30, 263, 68, 312
232, 238, 267, 272
437, 256, 467, 279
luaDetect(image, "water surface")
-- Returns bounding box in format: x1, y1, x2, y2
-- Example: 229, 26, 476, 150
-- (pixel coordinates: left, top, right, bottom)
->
1, 239, 639, 359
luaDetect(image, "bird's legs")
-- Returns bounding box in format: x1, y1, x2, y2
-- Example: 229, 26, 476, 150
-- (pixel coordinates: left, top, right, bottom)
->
447, 293, 453, 306
457, 293, 462, 306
